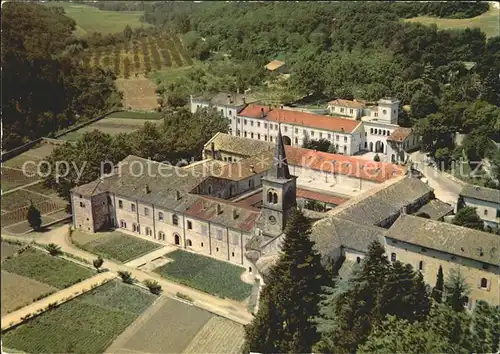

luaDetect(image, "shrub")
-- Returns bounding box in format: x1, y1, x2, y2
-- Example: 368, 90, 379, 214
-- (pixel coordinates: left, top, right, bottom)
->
118, 270, 134, 284
45, 243, 62, 256
143, 279, 162, 295
176, 292, 193, 302
374, 153, 381, 162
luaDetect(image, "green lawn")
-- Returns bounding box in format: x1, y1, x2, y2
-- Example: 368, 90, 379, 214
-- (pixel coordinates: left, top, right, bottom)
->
404, 5, 499, 38
2, 280, 157, 354
44, 2, 150, 37
155, 250, 252, 301
2, 248, 94, 289
107, 111, 163, 120
75, 230, 162, 262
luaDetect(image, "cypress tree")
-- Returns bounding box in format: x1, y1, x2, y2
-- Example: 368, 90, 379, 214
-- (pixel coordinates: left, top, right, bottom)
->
431, 265, 444, 303
27, 202, 42, 231
444, 267, 470, 312
243, 209, 326, 354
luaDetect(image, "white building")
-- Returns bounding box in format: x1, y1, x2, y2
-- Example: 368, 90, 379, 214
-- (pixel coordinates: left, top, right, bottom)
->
459, 185, 500, 229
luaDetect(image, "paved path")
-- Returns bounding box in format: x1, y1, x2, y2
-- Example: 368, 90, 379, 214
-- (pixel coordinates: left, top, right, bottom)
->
124, 245, 177, 268
411, 151, 463, 206
1, 272, 114, 331
3, 227, 254, 325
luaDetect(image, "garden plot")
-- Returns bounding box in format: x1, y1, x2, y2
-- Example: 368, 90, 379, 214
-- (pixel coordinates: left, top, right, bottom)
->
154, 250, 253, 301
72, 230, 162, 262
107, 297, 213, 354
1, 271, 56, 316
2, 280, 157, 354
1, 189, 49, 212
2, 247, 94, 289
1, 167, 40, 192
115, 77, 160, 111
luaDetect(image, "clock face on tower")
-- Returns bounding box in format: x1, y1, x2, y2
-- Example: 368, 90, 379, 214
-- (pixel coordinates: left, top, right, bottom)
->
269, 215, 277, 224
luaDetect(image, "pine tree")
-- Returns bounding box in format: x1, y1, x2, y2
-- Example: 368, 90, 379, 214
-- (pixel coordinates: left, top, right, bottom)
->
431, 265, 444, 303
444, 267, 470, 312
243, 209, 326, 354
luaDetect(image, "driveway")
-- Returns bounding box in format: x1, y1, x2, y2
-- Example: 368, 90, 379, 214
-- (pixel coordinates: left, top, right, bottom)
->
410, 151, 463, 206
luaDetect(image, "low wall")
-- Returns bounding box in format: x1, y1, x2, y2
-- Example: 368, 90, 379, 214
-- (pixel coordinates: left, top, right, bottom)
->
1, 109, 122, 163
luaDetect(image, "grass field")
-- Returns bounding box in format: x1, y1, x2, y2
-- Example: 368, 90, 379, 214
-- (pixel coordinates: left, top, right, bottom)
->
1, 241, 21, 259
58, 116, 163, 141
115, 77, 160, 111
155, 250, 253, 301
1, 271, 56, 316
44, 2, 150, 36
72, 230, 162, 262
2, 248, 94, 289
2, 280, 157, 354
404, 5, 500, 38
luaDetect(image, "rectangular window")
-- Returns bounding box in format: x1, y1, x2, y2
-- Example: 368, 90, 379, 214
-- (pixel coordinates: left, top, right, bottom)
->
344, 137, 348, 143
319, 132, 323, 138
187, 220, 192, 230
328, 134, 331, 139
349, 109, 353, 114
158, 212, 164, 221
244, 131, 247, 138
484, 209, 488, 216
264, 135, 268, 141
144, 207, 149, 216
229, 110, 232, 116
80, 202, 85, 208
257, 122, 260, 127
118, 200, 123, 209
270, 136, 273, 142
131, 203, 136, 212
284, 126, 288, 132
336, 135, 339, 141
258, 134, 261, 140
251, 133, 254, 139
217, 229, 223, 240
295, 128, 298, 134
251, 121, 254, 126
264, 123, 267, 128
237, 130, 240, 136
244, 119, 247, 125
228, 157, 233, 162
496, 209, 500, 218
311, 131, 314, 137
340, 108, 344, 113
237, 118, 240, 123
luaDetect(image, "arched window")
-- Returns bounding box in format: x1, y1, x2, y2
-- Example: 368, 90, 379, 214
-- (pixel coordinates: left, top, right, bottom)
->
390, 252, 396, 262
132, 223, 137, 232
187, 239, 192, 247
419, 260, 424, 271
208, 185, 212, 194
273, 193, 278, 204
174, 234, 180, 245
268, 191, 273, 203
480, 278, 488, 289
145, 227, 152, 236
172, 214, 178, 226
356, 257, 361, 264
249, 267, 252, 273
370, 128, 373, 134
158, 231, 165, 240
120, 220, 126, 228
158, 212, 164, 221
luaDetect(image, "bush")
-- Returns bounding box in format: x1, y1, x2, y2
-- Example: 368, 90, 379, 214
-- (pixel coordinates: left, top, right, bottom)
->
45, 243, 62, 256
143, 279, 162, 295
176, 292, 193, 302
374, 153, 381, 162
118, 270, 134, 284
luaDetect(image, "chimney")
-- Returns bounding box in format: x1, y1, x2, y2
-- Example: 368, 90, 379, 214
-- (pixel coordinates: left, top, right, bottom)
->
144, 184, 151, 194
175, 190, 181, 200
227, 94, 232, 104
232, 208, 238, 220
260, 107, 265, 118
211, 142, 216, 159
216, 203, 222, 215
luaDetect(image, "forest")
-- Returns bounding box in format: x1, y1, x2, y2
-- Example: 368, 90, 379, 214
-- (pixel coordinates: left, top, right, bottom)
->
1, 3, 121, 150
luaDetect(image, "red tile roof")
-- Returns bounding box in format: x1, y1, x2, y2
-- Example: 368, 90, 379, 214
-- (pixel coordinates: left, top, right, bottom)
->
267, 109, 360, 133
284, 146, 405, 183
328, 99, 365, 109
296, 188, 348, 205
239, 104, 271, 118
388, 127, 412, 142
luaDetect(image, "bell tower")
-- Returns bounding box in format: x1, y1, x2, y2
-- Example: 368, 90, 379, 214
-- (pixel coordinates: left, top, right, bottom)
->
258, 126, 296, 237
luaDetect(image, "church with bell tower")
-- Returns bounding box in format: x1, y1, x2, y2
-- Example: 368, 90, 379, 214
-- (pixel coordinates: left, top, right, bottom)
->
256, 125, 297, 238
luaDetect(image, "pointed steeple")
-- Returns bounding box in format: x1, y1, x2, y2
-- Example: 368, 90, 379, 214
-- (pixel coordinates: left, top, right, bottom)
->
270, 125, 291, 179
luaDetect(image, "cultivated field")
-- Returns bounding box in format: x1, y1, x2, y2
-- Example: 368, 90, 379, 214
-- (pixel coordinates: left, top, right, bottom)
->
58, 114, 163, 141
404, 5, 500, 38
72, 230, 162, 262
2, 280, 157, 354
2, 247, 94, 289
155, 250, 253, 301
116, 76, 160, 111
79, 32, 193, 78
1, 143, 70, 232
1, 271, 56, 316
44, 2, 150, 37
